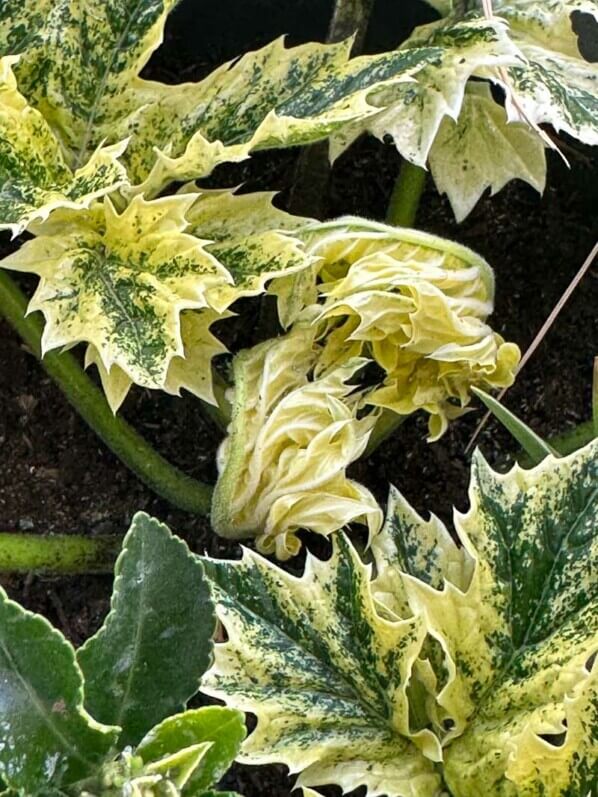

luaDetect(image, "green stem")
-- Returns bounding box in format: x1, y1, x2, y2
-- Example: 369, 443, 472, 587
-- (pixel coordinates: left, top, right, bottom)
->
365, 410, 406, 457
0, 270, 214, 516
386, 161, 427, 228
0, 533, 119, 574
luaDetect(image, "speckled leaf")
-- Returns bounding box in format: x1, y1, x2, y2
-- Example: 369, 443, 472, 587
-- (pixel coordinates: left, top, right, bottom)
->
0, 588, 118, 793
201, 534, 442, 797
0, 57, 127, 236
400, 441, 598, 796
136, 707, 246, 794
77, 513, 216, 748
479, 1, 598, 146
85, 309, 231, 413
329, 16, 521, 168
187, 192, 316, 317
0, 194, 230, 390
211, 324, 382, 559
0, 0, 180, 167
429, 83, 546, 221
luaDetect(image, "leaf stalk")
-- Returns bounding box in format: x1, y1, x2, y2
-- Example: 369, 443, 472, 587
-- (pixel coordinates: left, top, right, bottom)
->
386, 160, 427, 228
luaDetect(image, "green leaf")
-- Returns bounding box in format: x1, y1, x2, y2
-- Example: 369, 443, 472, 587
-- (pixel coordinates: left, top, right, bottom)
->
471, 386, 558, 464
0, 194, 231, 391
77, 513, 216, 747
429, 83, 547, 221
201, 534, 443, 797
137, 707, 246, 795
0, 56, 127, 235
0, 588, 118, 793
399, 441, 598, 796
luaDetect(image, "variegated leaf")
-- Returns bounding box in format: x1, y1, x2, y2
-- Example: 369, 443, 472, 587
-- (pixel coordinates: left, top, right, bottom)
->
396, 441, 598, 797
300, 217, 520, 440
0, 0, 179, 166
85, 309, 231, 413
187, 191, 317, 319
479, 1, 598, 146
0, 194, 231, 390
211, 323, 382, 559
0, 57, 127, 235
329, 16, 522, 168
429, 83, 547, 221
201, 533, 443, 797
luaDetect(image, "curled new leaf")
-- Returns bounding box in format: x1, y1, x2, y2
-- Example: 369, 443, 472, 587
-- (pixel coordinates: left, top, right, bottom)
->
211, 324, 382, 559
304, 218, 520, 440
202, 439, 598, 797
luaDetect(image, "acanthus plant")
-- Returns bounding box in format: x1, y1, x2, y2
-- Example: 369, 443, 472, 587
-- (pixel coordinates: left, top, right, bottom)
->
0, 0, 596, 562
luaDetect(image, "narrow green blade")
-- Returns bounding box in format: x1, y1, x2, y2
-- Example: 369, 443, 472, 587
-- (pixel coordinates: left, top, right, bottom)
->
472, 387, 558, 465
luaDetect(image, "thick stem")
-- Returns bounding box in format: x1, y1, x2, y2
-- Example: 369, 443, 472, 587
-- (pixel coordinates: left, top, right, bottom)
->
0, 271, 214, 516
328, 0, 376, 50
365, 410, 406, 457
0, 533, 119, 574
386, 161, 427, 228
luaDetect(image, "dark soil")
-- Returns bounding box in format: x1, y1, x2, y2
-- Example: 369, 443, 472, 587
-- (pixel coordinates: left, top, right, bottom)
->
0, 2, 597, 795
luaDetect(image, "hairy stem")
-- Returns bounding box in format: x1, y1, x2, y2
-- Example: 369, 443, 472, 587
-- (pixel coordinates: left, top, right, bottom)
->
0, 271, 214, 516
386, 160, 427, 228
365, 410, 406, 457
0, 533, 119, 574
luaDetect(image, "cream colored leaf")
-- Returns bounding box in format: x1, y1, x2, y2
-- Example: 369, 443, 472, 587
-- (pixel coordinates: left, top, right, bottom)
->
211, 323, 382, 559
0, 194, 230, 390
329, 16, 522, 168
186, 191, 317, 319
299, 218, 520, 440
0, 57, 127, 235
201, 534, 442, 796
429, 82, 547, 221
402, 441, 598, 795
85, 309, 230, 413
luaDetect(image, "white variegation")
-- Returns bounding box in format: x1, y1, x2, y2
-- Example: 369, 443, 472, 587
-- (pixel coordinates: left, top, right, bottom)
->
429, 83, 547, 220
203, 439, 598, 797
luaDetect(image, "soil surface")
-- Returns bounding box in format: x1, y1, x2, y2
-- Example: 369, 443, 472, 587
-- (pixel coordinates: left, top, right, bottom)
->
0, 2, 597, 795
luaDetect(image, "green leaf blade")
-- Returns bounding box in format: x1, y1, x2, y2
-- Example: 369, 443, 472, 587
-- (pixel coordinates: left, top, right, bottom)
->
77, 512, 216, 747
137, 707, 246, 795
0, 589, 118, 793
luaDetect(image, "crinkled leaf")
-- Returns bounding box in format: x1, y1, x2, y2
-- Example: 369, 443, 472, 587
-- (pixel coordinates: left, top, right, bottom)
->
429, 82, 546, 221
384, 440, 598, 797
329, 16, 521, 168
201, 534, 442, 797
301, 217, 520, 440
0, 587, 118, 793
85, 309, 231, 413
77, 513, 215, 747
187, 192, 316, 318
137, 707, 246, 795
0, 57, 127, 235
0, 194, 230, 390
211, 323, 382, 559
